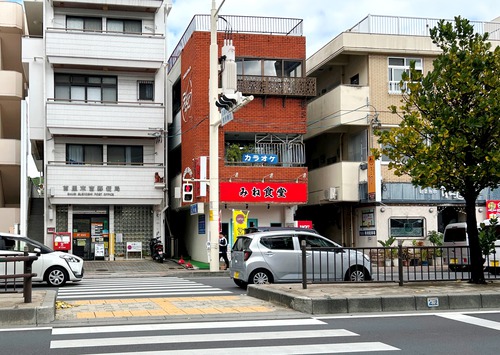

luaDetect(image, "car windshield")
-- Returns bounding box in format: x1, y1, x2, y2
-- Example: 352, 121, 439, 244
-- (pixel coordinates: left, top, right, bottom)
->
2, 236, 54, 254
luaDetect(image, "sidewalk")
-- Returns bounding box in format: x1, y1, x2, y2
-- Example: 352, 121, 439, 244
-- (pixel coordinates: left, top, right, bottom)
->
2, 259, 500, 326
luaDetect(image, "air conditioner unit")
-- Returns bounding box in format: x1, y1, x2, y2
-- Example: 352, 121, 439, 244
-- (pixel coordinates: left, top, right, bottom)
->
324, 187, 337, 201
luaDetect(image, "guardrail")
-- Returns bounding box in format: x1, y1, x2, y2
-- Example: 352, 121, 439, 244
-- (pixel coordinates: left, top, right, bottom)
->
0, 250, 38, 303
300, 244, 499, 289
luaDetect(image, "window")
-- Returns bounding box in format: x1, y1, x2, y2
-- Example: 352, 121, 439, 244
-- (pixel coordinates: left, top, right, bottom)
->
236, 59, 303, 77
388, 57, 422, 93
389, 218, 424, 238
107, 19, 142, 34
55, 74, 117, 102
259, 236, 294, 250
107, 145, 143, 165
67, 16, 102, 31
297, 235, 337, 248
138, 81, 154, 101
66, 144, 103, 165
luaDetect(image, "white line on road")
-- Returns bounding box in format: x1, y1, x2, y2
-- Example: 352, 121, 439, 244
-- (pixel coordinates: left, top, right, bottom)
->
83, 342, 399, 355
52, 318, 326, 335
51, 329, 357, 348
436, 312, 500, 330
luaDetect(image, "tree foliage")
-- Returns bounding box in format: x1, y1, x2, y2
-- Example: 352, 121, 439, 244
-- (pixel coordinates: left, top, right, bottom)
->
374, 17, 500, 283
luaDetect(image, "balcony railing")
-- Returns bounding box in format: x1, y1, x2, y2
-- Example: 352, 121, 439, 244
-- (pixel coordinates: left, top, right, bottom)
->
349, 14, 500, 40
238, 75, 316, 97
46, 99, 164, 137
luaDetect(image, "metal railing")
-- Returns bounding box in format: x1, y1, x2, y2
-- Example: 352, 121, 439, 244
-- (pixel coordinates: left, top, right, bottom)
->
237, 75, 316, 97
300, 244, 499, 289
0, 250, 38, 303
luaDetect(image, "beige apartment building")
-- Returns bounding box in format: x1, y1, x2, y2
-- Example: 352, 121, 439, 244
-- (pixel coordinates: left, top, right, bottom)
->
0, 0, 26, 233
299, 15, 500, 247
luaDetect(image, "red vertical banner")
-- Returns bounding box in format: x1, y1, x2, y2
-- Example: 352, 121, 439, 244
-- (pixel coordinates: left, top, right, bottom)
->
486, 200, 500, 219
367, 155, 376, 201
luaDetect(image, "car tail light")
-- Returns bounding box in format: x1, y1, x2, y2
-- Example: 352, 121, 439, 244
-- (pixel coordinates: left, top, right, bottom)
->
243, 250, 252, 261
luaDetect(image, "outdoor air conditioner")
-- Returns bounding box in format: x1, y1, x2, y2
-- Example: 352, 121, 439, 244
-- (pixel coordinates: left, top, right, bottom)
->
324, 187, 337, 201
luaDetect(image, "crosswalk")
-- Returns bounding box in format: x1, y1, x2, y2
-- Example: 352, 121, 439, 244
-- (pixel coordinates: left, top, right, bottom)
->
50, 318, 400, 354
56, 277, 232, 300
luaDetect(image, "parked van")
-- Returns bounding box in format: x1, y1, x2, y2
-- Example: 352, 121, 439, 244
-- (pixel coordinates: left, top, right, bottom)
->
480, 219, 500, 275
442, 222, 470, 271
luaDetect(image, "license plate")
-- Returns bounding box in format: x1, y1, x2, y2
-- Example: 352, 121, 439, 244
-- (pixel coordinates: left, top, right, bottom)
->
234, 271, 239, 279
491, 261, 500, 267
450, 258, 458, 264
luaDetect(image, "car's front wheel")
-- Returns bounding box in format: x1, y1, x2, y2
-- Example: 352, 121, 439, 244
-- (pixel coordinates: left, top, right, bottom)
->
249, 269, 273, 285
45, 266, 68, 287
345, 266, 369, 282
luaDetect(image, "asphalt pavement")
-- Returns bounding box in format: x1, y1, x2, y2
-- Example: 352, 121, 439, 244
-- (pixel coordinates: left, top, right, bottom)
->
2, 258, 500, 326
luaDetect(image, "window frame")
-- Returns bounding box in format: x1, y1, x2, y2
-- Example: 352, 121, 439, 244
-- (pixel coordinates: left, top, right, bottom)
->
138, 81, 154, 101
66, 144, 103, 165
107, 145, 144, 166
236, 58, 304, 77
389, 218, 425, 239
388, 57, 423, 94
55, 74, 117, 103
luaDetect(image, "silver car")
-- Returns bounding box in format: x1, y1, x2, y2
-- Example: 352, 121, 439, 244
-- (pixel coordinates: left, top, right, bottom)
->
230, 229, 371, 288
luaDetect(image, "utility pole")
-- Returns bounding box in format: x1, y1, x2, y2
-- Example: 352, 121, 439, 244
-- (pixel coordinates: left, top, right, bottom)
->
208, 0, 224, 272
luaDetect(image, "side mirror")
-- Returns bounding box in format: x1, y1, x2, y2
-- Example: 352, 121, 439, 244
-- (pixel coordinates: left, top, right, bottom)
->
34, 247, 41, 256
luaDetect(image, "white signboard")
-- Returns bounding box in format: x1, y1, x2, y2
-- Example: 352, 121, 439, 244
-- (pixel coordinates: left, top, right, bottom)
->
126, 242, 142, 252
95, 243, 105, 258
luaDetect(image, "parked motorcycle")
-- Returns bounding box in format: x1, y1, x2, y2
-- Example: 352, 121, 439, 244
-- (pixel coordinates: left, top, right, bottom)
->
149, 236, 165, 263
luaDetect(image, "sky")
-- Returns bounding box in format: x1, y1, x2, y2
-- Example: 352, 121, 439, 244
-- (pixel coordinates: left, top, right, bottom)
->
167, 0, 499, 59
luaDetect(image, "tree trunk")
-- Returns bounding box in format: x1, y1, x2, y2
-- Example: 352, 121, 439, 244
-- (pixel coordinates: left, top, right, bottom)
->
465, 194, 485, 284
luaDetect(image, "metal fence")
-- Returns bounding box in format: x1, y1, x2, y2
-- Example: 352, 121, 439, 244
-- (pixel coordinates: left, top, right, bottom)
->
0, 251, 38, 303
300, 245, 499, 288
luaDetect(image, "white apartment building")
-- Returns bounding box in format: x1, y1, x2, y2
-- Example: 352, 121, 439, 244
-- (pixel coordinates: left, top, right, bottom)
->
23, 0, 171, 260
300, 15, 500, 248
0, 0, 26, 234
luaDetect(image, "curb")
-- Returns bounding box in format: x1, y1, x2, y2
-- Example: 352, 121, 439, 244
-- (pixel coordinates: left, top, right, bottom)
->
247, 285, 500, 314
0, 290, 56, 326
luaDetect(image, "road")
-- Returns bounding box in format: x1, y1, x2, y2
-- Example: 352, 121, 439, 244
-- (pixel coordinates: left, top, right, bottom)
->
2, 311, 500, 354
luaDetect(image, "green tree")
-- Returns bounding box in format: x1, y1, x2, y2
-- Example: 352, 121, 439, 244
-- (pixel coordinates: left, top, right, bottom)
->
374, 17, 500, 284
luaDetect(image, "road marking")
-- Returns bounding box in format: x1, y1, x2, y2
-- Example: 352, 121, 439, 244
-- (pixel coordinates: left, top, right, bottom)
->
58, 290, 232, 299
52, 318, 326, 335
83, 342, 399, 354
436, 313, 500, 330
51, 329, 357, 348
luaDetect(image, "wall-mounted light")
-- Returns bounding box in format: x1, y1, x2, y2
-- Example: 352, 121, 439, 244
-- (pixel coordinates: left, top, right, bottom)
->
229, 172, 239, 182
262, 173, 273, 183
295, 173, 306, 183
48, 207, 54, 220
478, 207, 484, 213
429, 208, 434, 213
380, 207, 386, 213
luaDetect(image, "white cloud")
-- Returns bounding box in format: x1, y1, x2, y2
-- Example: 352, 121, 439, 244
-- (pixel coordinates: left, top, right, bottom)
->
168, 0, 499, 58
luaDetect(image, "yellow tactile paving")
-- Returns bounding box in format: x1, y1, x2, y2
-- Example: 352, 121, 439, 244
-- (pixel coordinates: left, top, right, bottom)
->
56, 295, 276, 321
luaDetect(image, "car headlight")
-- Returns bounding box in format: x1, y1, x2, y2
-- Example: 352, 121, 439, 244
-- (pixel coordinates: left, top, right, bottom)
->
61, 254, 81, 263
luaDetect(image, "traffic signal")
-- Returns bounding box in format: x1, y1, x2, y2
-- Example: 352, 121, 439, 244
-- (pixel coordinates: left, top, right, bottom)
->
182, 183, 193, 203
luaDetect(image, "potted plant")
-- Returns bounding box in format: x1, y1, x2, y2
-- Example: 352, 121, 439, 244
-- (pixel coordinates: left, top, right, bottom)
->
378, 236, 396, 266
428, 230, 444, 267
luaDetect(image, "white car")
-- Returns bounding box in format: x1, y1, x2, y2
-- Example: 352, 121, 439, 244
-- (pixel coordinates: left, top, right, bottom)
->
0, 233, 84, 286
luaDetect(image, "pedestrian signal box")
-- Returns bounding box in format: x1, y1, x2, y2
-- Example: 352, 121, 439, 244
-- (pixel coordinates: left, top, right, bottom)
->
182, 183, 194, 203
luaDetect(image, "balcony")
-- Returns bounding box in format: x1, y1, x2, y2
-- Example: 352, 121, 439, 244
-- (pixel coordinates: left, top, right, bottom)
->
307, 85, 370, 136
0, 140, 21, 205
307, 162, 363, 204
45, 29, 165, 70
46, 164, 164, 205
46, 100, 164, 137
238, 75, 316, 98
51, 0, 164, 12
0, 71, 23, 100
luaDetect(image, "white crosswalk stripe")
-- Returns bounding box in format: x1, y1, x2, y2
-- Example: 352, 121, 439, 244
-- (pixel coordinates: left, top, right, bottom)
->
50, 318, 400, 353
56, 277, 232, 300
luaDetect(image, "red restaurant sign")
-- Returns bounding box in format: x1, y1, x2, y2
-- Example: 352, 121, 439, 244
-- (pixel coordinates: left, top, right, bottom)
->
220, 182, 307, 203
486, 200, 500, 219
